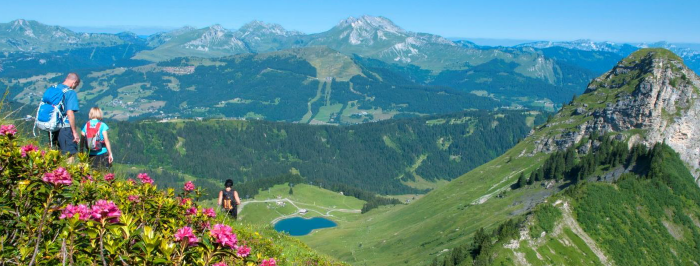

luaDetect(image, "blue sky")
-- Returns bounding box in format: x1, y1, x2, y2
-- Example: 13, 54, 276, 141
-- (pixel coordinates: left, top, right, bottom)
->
3, 0, 699, 43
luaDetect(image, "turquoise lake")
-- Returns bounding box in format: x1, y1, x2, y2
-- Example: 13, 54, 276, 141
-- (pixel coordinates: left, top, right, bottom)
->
274, 217, 337, 236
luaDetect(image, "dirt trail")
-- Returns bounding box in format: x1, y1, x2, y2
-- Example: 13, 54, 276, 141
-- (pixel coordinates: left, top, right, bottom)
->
239, 198, 361, 224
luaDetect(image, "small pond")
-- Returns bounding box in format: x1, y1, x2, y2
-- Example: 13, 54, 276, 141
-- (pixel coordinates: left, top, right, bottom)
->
274, 217, 337, 236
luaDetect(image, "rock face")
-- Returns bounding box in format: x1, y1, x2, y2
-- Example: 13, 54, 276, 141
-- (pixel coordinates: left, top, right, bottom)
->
534, 49, 700, 183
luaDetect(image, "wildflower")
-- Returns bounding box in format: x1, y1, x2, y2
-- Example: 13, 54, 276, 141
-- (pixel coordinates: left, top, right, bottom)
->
209, 224, 237, 248
183, 181, 195, 192
236, 245, 251, 257
81, 175, 94, 183
20, 144, 38, 157
59, 204, 91, 221
91, 200, 121, 223
104, 173, 115, 182
127, 195, 140, 203
0, 124, 17, 136
260, 258, 276, 266
137, 173, 153, 185
212, 263, 227, 266
42, 167, 72, 186
186, 207, 197, 216
126, 178, 135, 185
179, 197, 192, 206
202, 208, 216, 218
173, 226, 199, 246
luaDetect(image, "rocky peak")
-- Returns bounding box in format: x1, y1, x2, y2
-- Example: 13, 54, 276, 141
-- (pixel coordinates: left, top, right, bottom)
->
8, 19, 38, 38
237, 20, 302, 37
333, 15, 406, 45
337, 15, 404, 33
533, 48, 700, 182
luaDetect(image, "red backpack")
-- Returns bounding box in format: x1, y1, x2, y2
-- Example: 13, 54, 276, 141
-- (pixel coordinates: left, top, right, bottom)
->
85, 121, 104, 151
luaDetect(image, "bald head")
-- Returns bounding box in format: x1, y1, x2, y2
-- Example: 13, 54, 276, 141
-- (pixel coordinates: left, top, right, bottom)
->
63, 73, 81, 89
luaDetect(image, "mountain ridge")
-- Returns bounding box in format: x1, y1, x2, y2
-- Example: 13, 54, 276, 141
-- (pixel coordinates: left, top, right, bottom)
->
531, 48, 700, 180
299, 48, 700, 265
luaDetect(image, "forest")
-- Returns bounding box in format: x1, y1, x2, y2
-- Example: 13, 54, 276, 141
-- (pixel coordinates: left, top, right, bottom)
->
111, 110, 544, 195
433, 137, 700, 265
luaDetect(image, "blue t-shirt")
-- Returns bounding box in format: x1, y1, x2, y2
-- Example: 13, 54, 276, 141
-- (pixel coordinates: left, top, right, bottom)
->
81, 119, 109, 155
57, 84, 79, 127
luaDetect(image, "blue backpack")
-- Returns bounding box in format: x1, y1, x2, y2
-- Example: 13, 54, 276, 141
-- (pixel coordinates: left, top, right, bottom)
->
34, 85, 70, 135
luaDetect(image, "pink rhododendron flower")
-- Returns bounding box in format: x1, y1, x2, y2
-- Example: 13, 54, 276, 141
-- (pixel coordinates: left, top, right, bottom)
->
90, 200, 121, 223
20, 144, 38, 157
212, 263, 227, 266
80, 175, 94, 183
236, 245, 251, 257
0, 124, 17, 136
137, 173, 153, 185
174, 226, 199, 246
260, 258, 276, 266
127, 195, 140, 203
179, 197, 192, 206
183, 181, 195, 191
186, 207, 197, 216
104, 173, 115, 182
59, 204, 91, 221
209, 224, 238, 248
42, 167, 72, 186
202, 208, 216, 218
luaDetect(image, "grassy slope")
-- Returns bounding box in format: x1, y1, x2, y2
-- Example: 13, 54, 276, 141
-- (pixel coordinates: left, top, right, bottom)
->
302, 141, 549, 265
239, 183, 365, 225
495, 145, 700, 266
301, 48, 687, 265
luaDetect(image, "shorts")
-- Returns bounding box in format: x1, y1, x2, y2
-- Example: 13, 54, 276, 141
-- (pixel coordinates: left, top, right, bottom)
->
89, 153, 111, 169
226, 206, 238, 220
51, 128, 78, 155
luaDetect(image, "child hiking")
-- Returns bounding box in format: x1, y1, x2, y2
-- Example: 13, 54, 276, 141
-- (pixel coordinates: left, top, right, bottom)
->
218, 179, 241, 220
81, 107, 114, 169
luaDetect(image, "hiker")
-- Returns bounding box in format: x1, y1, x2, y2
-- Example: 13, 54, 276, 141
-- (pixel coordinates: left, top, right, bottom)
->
81, 107, 113, 169
35, 73, 81, 162
218, 179, 241, 220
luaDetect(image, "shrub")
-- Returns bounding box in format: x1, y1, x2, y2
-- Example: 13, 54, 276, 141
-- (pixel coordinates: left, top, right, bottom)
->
0, 124, 342, 265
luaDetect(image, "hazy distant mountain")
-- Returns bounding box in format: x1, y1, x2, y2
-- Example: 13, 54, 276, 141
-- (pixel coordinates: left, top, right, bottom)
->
517, 39, 639, 54
518, 39, 700, 73
0, 19, 136, 52
133, 25, 249, 61
233, 20, 305, 53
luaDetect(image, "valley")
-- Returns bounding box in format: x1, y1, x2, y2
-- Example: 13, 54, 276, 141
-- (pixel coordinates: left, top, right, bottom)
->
2, 8, 700, 265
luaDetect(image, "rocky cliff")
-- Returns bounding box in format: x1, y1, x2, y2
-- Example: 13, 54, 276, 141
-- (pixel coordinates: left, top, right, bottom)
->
531, 48, 700, 182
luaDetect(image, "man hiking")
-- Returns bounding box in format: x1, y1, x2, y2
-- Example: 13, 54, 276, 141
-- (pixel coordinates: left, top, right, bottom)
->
45, 73, 81, 161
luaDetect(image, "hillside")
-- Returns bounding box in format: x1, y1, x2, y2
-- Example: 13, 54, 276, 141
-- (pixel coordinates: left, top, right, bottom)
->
109, 110, 544, 195
3, 46, 505, 123
486, 144, 700, 265
238, 183, 365, 226
298, 48, 700, 265
0, 122, 344, 265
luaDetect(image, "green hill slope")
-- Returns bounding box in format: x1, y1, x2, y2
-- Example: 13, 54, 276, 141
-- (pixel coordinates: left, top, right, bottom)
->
111, 110, 543, 195
238, 183, 365, 226
300, 48, 700, 265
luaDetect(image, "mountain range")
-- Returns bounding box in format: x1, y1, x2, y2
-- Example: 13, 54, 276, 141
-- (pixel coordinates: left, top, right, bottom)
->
0, 16, 626, 124
3, 14, 700, 266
